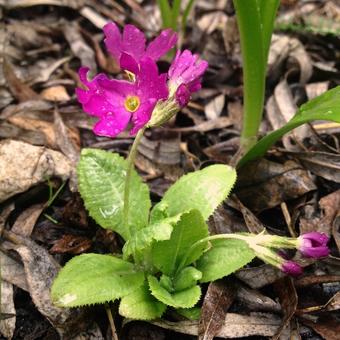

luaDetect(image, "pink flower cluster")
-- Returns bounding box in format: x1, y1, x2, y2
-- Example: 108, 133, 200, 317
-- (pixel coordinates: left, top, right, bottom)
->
281, 232, 330, 276
76, 22, 208, 138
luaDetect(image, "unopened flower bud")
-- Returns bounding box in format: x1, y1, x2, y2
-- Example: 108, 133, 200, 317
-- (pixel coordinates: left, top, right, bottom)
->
297, 232, 329, 258
281, 260, 303, 276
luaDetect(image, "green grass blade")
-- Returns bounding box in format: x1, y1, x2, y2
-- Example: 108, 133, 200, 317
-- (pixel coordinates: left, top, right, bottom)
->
157, 0, 172, 28
237, 86, 340, 168
171, 0, 181, 30
233, 0, 266, 150
182, 0, 196, 33
258, 0, 280, 59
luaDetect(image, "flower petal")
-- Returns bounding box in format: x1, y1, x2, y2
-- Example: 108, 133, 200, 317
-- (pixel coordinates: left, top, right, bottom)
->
137, 58, 168, 100
94, 111, 131, 138
181, 59, 208, 84
76, 68, 136, 123
120, 53, 139, 75
281, 261, 303, 276
145, 29, 177, 61
168, 50, 193, 79
122, 24, 146, 60
130, 98, 157, 135
104, 22, 123, 61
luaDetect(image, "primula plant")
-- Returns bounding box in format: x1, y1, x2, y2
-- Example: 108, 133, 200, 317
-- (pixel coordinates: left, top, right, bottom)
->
51, 20, 331, 321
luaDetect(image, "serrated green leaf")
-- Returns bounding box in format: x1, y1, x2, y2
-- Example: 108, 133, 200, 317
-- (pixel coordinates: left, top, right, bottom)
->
176, 307, 201, 320
197, 239, 255, 283
173, 267, 202, 292
151, 165, 237, 221
51, 254, 144, 307
123, 213, 182, 259
119, 282, 166, 320
77, 149, 151, 240
151, 210, 209, 275
148, 276, 201, 308
238, 86, 340, 168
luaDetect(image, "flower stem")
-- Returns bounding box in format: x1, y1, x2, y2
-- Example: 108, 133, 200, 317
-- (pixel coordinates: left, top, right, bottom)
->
123, 127, 146, 239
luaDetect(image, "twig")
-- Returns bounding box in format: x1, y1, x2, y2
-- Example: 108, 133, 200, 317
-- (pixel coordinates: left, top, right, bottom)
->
105, 304, 119, 340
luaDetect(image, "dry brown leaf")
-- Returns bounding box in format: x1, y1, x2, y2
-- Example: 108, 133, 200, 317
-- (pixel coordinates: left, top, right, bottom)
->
268, 35, 312, 84
306, 82, 330, 100
11, 203, 45, 236
170, 117, 231, 133
236, 265, 284, 289
302, 316, 340, 340
49, 234, 92, 254
152, 313, 281, 338
40, 86, 70, 102
0, 281, 16, 339
325, 291, 340, 312
204, 94, 225, 120
8, 115, 57, 147
236, 285, 281, 313
287, 151, 340, 183
266, 80, 311, 150
3, 58, 40, 102
0, 251, 28, 291
234, 196, 264, 233
3, 0, 85, 10
63, 22, 96, 74
199, 279, 236, 340
0, 140, 72, 203
272, 277, 298, 339
236, 159, 316, 212
300, 189, 340, 236
54, 109, 80, 164
11, 234, 88, 337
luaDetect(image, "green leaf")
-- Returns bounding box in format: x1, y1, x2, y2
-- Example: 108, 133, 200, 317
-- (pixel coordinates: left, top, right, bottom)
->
77, 149, 151, 240
119, 283, 166, 320
233, 0, 266, 149
238, 86, 340, 168
123, 213, 182, 259
148, 276, 201, 308
197, 239, 255, 283
157, 0, 172, 28
51, 254, 144, 307
173, 267, 202, 292
152, 210, 209, 275
151, 165, 237, 221
176, 307, 201, 320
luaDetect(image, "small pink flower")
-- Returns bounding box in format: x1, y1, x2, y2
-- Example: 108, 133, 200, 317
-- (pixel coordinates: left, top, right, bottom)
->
76, 57, 168, 137
104, 22, 177, 67
168, 50, 208, 107
298, 232, 329, 258
281, 260, 303, 276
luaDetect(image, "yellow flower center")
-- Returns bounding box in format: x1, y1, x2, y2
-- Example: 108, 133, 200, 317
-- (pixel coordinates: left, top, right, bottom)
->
124, 95, 140, 113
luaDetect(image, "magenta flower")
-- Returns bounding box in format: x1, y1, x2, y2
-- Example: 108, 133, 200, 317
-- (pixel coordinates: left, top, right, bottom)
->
281, 260, 303, 276
298, 232, 329, 258
76, 57, 168, 137
104, 22, 177, 68
168, 50, 208, 107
